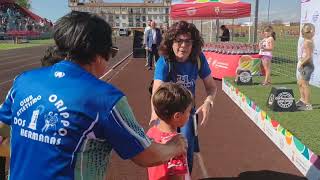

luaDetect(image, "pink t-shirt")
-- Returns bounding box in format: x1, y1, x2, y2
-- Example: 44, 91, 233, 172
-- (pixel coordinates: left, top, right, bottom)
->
147, 126, 190, 180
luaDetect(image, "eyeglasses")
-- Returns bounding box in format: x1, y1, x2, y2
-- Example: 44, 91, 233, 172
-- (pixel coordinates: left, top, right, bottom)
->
111, 46, 119, 58
174, 38, 193, 46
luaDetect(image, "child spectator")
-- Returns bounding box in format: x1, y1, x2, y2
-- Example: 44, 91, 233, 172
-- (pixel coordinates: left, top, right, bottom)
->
147, 82, 193, 180
296, 23, 315, 111
259, 26, 275, 86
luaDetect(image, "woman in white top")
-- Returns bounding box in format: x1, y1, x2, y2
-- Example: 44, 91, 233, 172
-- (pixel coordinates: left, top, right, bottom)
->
296, 23, 315, 111
259, 26, 275, 86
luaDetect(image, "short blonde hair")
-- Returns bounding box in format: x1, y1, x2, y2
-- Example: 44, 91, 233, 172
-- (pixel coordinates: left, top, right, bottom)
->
301, 23, 315, 37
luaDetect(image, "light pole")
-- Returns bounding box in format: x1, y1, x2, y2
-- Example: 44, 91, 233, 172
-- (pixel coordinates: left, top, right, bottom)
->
267, 0, 271, 23
253, 0, 259, 43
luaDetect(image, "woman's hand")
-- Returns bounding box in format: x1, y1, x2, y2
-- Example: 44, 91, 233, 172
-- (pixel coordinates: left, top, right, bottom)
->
196, 100, 212, 126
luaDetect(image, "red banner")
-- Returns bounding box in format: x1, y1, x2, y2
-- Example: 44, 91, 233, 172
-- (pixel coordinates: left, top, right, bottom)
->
170, 2, 251, 20
204, 52, 261, 79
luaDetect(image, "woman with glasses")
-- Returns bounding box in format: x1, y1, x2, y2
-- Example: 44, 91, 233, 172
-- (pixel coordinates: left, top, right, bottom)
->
150, 20, 217, 173
0, 11, 188, 180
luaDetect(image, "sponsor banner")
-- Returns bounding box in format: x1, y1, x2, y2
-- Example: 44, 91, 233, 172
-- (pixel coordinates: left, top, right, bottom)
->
204, 52, 261, 79
299, 0, 320, 87
170, 1, 250, 19
222, 79, 320, 179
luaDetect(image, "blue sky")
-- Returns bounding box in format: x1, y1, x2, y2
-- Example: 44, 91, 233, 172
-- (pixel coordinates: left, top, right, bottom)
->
30, 0, 301, 23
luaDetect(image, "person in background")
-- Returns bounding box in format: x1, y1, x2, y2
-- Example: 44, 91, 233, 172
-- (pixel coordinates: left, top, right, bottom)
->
296, 23, 315, 111
219, 25, 230, 42
150, 20, 217, 173
147, 82, 193, 180
145, 21, 162, 70
0, 11, 187, 180
144, 19, 152, 67
259, 26, 275, 86
40, 45, 66, 66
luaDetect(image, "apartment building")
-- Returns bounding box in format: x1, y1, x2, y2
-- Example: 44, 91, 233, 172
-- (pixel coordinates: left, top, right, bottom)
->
69, 0, 170, 31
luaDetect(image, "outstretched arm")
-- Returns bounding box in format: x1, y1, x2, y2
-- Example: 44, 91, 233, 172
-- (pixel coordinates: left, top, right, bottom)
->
131, 134, 187, 167
196, 75, 217, 126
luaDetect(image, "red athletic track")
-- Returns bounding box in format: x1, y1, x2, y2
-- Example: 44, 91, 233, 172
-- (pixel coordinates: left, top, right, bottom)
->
0, 37, 306, 180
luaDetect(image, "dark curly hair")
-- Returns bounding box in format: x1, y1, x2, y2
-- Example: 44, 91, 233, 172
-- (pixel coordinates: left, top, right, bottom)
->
159, 21, 204, 64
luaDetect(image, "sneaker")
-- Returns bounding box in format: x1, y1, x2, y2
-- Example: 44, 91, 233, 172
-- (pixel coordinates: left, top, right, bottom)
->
145, 63, 148, 67
296, 100, 305, 107
297, 103, 313, 111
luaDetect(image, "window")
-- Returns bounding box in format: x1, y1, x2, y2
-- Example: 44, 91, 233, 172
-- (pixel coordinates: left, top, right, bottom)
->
165, 8, 169, 14
122, 15, 126, 19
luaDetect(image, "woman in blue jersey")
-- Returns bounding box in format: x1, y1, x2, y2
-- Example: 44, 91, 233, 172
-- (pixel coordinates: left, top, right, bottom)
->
0, 11, 187, 180
150, 21, 217, 173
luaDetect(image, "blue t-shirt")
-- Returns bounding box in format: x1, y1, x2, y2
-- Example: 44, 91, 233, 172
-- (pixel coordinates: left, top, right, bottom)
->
154, 53, 211, 95
0, 60, 151, 180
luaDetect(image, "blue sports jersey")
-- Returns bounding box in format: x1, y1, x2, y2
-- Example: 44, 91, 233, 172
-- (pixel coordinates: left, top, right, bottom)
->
0, 60, 151, 180
154, 53, 211, 95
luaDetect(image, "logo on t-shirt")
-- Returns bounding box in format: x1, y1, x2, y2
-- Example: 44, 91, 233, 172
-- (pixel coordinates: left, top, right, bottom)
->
176, 75, 194, 88
54, 71, 65, 78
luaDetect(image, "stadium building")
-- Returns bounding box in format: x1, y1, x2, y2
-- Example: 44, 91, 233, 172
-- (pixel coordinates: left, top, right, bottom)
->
69, 0, 170, 31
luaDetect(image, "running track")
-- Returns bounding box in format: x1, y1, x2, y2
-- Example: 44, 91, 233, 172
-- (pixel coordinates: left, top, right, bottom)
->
0, 37, 306, 180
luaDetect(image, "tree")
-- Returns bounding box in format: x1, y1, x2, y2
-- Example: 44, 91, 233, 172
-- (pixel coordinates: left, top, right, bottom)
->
16, 0, 31, 9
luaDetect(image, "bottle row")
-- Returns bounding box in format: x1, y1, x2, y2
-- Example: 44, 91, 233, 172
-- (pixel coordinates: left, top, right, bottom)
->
203, 42, 260, 55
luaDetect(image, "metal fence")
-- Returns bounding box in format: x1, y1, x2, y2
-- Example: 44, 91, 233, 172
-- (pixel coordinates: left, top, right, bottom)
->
186, 1, 301, 80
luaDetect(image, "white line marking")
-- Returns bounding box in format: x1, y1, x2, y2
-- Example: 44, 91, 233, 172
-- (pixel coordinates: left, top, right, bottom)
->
99, 52, 132, 80
107, 59, 132, 82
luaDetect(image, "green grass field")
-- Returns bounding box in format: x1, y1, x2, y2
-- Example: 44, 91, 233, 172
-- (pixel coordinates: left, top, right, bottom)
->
233, 35, 299, 79
0, 39, 54, 50
226, 76, 320, 155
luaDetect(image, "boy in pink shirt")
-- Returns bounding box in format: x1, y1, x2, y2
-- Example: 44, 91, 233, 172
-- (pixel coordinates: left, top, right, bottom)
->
147, 83, 193, 180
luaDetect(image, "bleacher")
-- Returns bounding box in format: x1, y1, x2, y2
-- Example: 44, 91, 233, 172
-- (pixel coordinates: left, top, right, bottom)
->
0, 0, 53, 42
